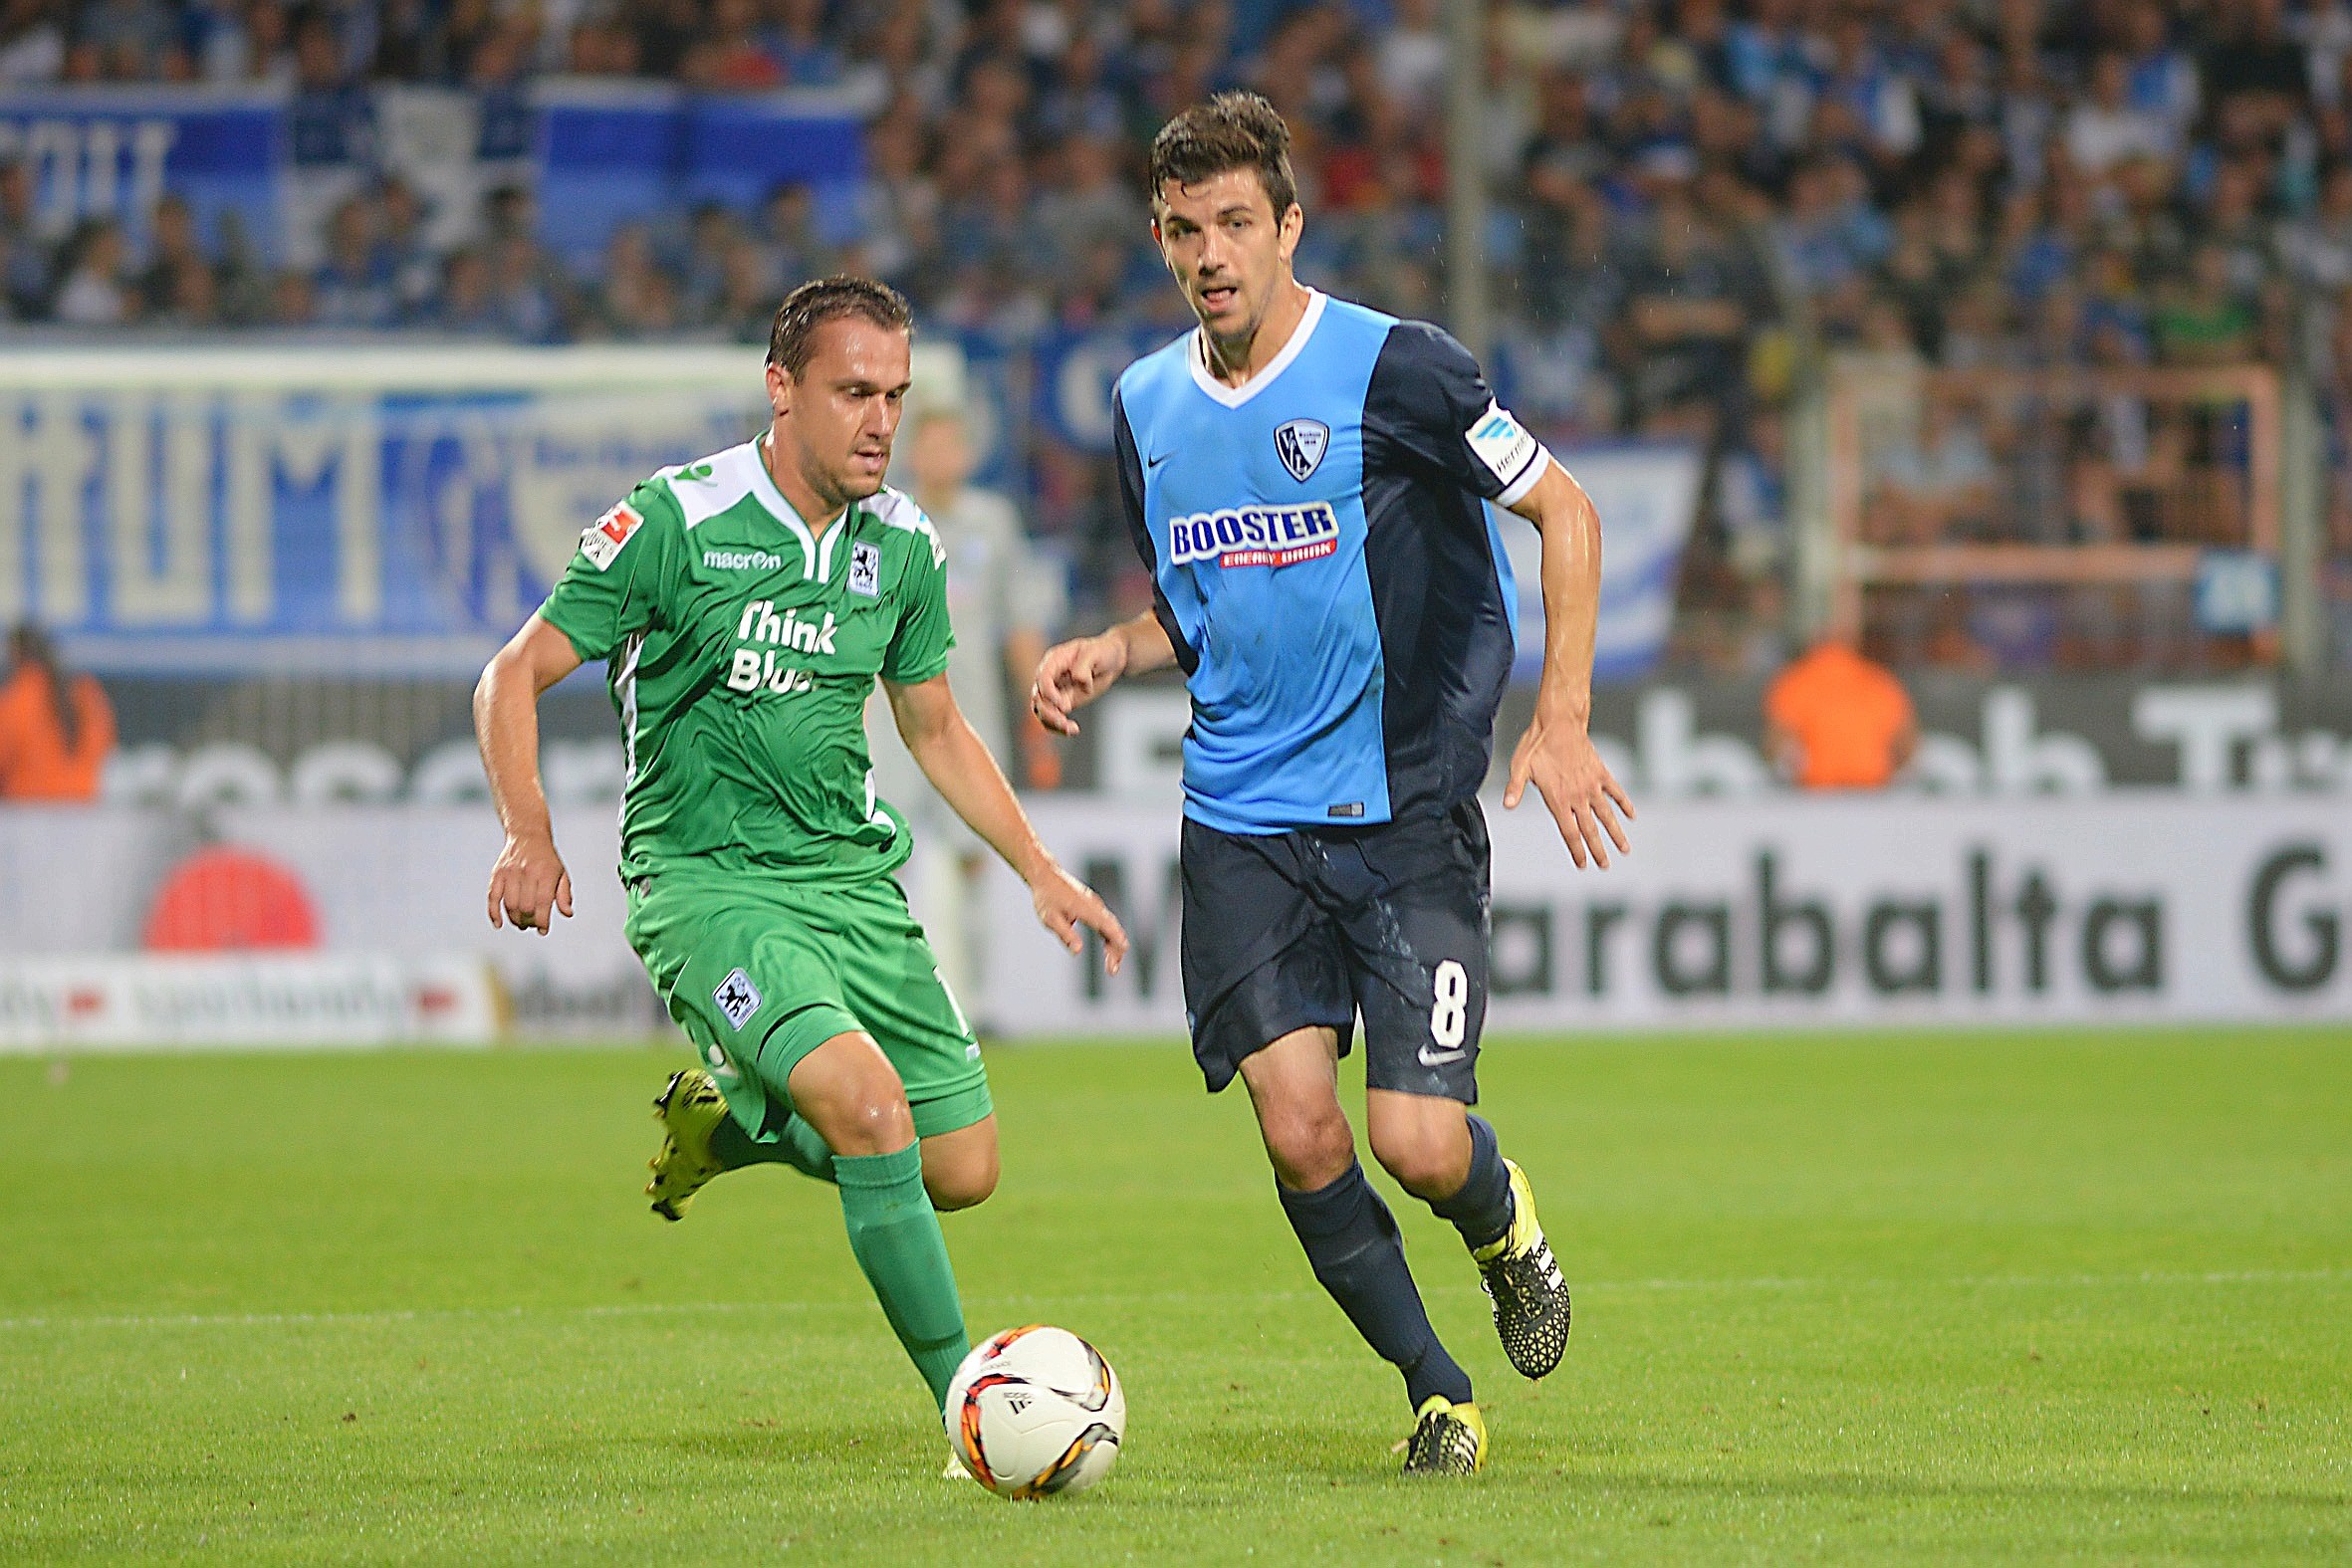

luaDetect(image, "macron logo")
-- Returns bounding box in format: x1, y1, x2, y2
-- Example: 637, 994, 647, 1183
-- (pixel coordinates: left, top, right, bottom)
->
1168, 502, 1341, 569
704, 548, 784, 570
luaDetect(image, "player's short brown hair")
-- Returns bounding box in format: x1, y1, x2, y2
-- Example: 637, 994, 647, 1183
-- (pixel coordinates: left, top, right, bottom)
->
1148, 92, 1299, 219
767, 275, 914, 377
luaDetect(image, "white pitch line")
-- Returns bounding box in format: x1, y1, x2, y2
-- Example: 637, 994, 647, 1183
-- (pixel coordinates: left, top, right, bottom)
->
0, 1267, 2343, 1335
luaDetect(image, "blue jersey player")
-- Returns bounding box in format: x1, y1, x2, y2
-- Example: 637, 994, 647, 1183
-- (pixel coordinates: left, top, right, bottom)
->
1034, 94, 1635, 1475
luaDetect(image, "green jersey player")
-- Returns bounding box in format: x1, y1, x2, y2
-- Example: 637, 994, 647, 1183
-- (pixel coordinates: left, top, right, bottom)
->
474, 277, 1128, 1427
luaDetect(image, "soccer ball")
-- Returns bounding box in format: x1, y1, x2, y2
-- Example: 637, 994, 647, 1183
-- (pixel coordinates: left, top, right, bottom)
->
944, 1325, 1125, 1498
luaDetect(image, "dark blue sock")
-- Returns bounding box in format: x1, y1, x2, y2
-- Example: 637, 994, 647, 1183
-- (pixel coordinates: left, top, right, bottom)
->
1279, 1162, 1473, 1410
1426, 1114, 1515, 1253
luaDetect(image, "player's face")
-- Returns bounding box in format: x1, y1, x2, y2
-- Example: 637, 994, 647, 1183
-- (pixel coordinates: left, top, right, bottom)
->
767, 318, 913, 510
1152, 168, 1302, 346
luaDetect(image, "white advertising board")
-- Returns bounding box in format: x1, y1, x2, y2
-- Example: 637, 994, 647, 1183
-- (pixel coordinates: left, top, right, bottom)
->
978, 796, 2352, 1034
0, 953, 498, 1052
6, 796, 2350, 1047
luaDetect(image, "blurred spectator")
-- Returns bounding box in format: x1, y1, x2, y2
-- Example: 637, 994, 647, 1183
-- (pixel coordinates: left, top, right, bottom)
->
2154, 244, 2259, 364
588, 221, 679, 337
1764, 636, 1917, 790
1616, 183, 1770, 429
0, 158, 47, 318
905, 406, 1065, 791
423, 246, 495, 333
2066, 52, 2177, 174
52, 218, 135, 327
682, 0, 781, 91
73, 0, 184, 81
262, 267, 314, 325
754, 182, 837, 299
373, 176, 440, 320
0, 0, 64, 84
313, 193, 397, 328
0, 622, 116, 803
871, 405, 1067, 1021
1870, 389, 1999, 545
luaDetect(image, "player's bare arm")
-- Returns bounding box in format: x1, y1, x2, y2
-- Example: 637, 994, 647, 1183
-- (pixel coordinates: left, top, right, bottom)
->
474, 612, 583, 932
1503, 459, 1636, 870
1029, 612, 1177, 736
885, 672, 1128, 972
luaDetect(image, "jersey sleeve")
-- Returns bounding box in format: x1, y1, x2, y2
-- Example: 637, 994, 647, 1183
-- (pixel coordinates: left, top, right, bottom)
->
1363, 321, 1553, 510
1111, 383, 1199, 674
882, 506, 957, 684
537, 477, 684, 663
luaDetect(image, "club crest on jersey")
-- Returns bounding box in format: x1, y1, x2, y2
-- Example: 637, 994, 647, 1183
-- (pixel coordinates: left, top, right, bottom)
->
1273, 418, 1328, 482
713, 968, 761, 1030
849, 540, 881, 597
1168, 501, 1341, 569
579, 503, 643, 570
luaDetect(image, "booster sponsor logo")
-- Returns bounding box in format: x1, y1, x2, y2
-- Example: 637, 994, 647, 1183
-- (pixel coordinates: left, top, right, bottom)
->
1168, 501, 1341, 569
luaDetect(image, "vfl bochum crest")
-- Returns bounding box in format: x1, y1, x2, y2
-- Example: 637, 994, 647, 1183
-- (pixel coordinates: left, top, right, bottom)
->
1274, 418, 1328, 482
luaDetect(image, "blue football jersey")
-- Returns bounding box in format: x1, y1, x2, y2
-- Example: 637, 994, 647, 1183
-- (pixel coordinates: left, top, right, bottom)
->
1112, 290, 1552, 833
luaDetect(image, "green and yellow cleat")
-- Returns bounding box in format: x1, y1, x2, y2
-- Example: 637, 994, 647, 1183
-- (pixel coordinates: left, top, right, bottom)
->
1474, 1158, 1571, 1379
646, 1068, 730, 1222
1401, 1396, 1487, 1475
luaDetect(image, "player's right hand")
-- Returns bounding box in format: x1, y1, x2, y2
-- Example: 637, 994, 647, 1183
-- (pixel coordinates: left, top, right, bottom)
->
487, 830, 574, 935
1029, 860, 1128, 974
1031, 632, 1128, 737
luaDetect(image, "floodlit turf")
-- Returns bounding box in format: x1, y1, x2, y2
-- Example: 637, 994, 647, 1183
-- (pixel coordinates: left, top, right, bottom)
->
1, 1031, 2347, 1565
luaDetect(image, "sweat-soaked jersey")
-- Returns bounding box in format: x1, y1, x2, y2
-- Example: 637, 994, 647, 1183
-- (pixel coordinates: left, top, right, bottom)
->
538, 435, 954, 886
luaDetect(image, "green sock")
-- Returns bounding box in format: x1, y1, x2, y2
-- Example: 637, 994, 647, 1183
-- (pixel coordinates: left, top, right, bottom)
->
711, 1113, 836, 1184
835, 1142, 969, 1409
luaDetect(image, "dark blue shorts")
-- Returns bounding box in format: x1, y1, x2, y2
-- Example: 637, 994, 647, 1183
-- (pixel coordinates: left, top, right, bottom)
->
1178, 799, 1491, 1102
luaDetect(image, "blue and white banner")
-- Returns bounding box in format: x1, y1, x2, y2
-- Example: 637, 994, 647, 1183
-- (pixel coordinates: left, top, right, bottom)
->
0, 86, 284, 261
0, 346, 770, 675
1496, 439, 1704, 684
1030, 325, 1184, 453
533, 81, 864, 268
0, 81, 867, 273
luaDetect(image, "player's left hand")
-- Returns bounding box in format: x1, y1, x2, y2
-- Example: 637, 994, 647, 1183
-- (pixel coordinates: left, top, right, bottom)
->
1505, 705, 1635, 870
1030, 860, 1128, 974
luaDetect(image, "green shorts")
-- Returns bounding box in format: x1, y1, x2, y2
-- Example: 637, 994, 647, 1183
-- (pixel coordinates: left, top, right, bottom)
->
623, 867, 991, 1142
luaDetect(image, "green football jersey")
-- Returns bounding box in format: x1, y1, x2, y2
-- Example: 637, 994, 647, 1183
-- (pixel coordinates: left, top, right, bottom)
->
538, 434, 956, 886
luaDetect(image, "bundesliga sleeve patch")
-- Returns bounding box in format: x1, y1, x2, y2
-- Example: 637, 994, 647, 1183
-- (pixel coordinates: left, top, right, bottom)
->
578, 502, 644, 570
1465, 401, 1538, 487
713, 968, 762, 1030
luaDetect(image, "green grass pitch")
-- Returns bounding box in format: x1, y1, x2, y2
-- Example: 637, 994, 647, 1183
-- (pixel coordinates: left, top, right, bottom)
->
2, 1029, 2347, 1565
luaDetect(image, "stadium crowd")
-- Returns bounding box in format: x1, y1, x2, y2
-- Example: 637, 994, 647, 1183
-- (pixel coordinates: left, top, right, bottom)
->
4, 0, 2351, 666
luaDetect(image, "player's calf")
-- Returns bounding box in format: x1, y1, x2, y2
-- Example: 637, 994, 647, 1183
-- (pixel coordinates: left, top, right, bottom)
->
919, 1117, 1000, 1212
1419, 1113, 1570, 1381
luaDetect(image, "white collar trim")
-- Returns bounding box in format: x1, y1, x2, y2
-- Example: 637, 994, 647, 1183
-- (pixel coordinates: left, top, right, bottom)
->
752, 434, 827, 581
1188, 288, 1326, 409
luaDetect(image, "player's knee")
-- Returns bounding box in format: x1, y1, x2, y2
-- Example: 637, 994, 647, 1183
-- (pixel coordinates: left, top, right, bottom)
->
1369, 1125, 1466, 1200
926, 1159, 997, 1212
1261, 1104, 1355, 1190
812, 1087, 915, 1156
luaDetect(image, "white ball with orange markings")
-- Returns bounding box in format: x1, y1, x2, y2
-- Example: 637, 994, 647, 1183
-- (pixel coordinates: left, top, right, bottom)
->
943, 1325, 1125, 1498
